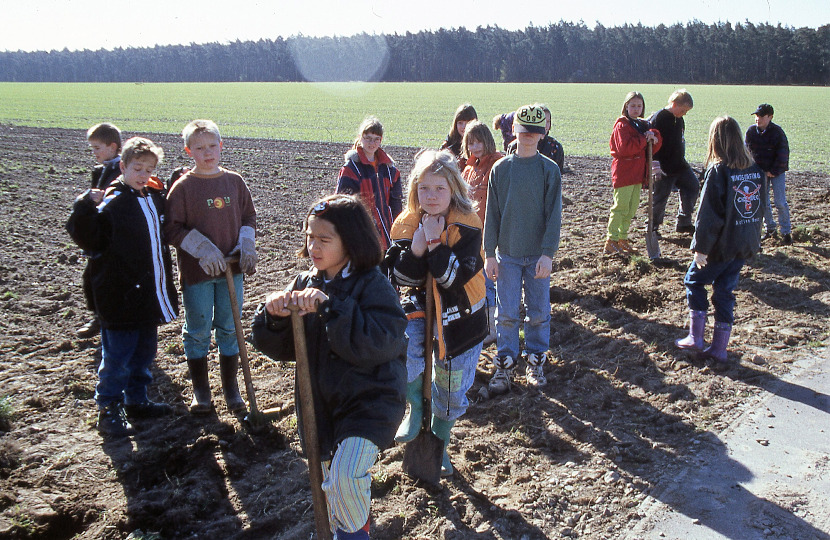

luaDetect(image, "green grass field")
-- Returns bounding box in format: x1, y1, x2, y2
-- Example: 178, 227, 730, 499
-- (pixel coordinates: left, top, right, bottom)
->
1, 82, 827, 171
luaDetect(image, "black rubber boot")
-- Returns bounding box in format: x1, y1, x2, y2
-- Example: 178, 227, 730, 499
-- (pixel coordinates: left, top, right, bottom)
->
219, 354, 246, 413
187, 357, 213, 414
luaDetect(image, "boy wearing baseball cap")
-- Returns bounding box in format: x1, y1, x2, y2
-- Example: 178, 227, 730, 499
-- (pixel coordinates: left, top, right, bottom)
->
745, 103, 792, 244
483, 104, 563, 394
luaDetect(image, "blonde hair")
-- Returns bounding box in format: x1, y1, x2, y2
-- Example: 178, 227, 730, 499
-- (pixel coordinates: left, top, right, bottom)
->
668, 89, 693, 108
121, 136, 164, 166
352, 116, 384, 150
182, 119, 221, 148
705, 116, 753, 170
461, 121, 497, 159
405, 149, 474, 215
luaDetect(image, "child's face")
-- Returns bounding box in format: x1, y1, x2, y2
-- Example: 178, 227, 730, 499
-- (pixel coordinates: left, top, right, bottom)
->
89, 139, 119, 164
755, 114, 772, 130
119, 154, 157, 193
186, 131, 222, 173
669, 102, 692, 118
456, 120, 469, 138
360, 132, 382, 157
626, 98, 644, 119
467, 137, 485, 159
417, 171, 452, 217
306, 216, 349, 280
516, 131, 543, 148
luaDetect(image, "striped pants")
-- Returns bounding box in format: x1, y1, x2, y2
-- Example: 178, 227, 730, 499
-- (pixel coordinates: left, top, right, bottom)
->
321, 436, 378, 534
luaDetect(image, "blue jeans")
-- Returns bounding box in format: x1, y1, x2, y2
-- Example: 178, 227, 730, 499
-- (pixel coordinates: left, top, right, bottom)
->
405, 317, 482, 422
484, 275, 496, 307
495, 253, 551, 359
181, 274, 243, 359
762, 172, 791, 235
684, 258, 744, 324
96, 325, 158, 407
653, 166, 699, 229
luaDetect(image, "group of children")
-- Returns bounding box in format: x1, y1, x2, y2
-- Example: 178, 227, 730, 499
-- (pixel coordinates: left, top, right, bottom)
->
68, 95, 790, 538
605, 89, 791, 363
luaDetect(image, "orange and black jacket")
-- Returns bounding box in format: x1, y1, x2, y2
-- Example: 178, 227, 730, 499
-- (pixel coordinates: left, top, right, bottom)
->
387, 208, 487, 359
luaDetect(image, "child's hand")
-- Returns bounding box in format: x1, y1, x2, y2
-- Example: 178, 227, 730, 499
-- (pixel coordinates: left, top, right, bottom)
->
534, 255, 552, 279
421, 214, 445, 243
264, 291, 292, 318
645, 132, 658, 145
411, 225, 428, 257
291, 288, 328, 316
485, 257, 499, 281
693, 252, 708, 268
88, 189, 104, 204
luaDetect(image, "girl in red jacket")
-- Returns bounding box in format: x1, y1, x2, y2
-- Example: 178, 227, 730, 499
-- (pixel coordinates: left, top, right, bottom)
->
606, 91, 662, 254
461, 120, 503, 345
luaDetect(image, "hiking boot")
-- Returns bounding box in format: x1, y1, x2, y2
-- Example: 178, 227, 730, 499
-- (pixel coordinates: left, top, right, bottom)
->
604, 239, 621, 254
616, 239, 638, 254
676, 224, 696, 235
219, 354, 246, 413
525, 352, 547, 387
782, 233, 793, 245
77, 317, 100, 338
124, 400, 173, 419
97, 403, 135, 437
488, 356, 515, 395
187, 357, 213, 414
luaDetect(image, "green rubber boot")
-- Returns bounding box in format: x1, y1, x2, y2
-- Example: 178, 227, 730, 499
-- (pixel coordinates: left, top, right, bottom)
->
394, 375, 424, 443
431, 415, 456, 477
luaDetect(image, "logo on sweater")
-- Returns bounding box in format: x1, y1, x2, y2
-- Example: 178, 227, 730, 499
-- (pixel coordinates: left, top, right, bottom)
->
732, 175, 762, 219
208, 197, 231, 209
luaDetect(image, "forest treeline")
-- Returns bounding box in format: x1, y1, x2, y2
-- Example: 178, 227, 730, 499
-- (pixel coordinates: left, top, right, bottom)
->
2, 21, 828, 85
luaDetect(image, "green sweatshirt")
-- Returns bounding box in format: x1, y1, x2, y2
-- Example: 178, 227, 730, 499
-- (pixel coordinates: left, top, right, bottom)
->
483, 152, 562, 259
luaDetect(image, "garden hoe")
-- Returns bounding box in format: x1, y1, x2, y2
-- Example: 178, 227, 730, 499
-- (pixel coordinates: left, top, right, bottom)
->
223, 259, 283, 430
645, 141, 662, 259
401, 274, 443, 485
287, 302, 332, 540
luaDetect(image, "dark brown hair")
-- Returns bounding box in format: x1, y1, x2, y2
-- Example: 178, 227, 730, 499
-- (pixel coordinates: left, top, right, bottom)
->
86, 123, 122, 151
298, 194, 383, 272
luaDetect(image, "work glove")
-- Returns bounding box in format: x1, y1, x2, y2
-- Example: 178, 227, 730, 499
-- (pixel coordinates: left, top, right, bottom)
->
180, 229, 226, 277
693, 252, 708, 268
652, 160, 665, 179
231, 225, 258, 274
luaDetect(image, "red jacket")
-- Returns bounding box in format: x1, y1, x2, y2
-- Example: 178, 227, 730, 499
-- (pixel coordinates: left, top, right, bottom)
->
462, 152, 503, 225
609, 116, 662, 189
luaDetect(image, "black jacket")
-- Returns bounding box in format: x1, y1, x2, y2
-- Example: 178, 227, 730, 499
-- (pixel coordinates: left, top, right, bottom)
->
66, 178, 178, 330
650, 108, 689, 175
90, 160, 122, 190
745, 122, 789, 176
251, 266, 407, 461
691, 163, 767, 262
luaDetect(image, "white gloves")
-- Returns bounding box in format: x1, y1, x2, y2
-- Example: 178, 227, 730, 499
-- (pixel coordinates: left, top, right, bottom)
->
652, 160, 665, 178
232, 226, 258, 274
181, 229, 227, 277
693, 252, 708, 268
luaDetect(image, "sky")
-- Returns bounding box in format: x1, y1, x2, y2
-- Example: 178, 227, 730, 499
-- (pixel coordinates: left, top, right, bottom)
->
1, 0, 827, 53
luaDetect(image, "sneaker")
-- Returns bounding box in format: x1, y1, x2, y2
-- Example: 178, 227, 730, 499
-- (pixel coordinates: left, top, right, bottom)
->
97, 403, 135, 437
525, 352, 547, 387
488, 356, 515, 395
782, 233, 793, 245
604, 239, 621, 254
124, 400, 173, 419
675, 224, 696, 235
77, 317, 101, 338
616, 239, 638, 254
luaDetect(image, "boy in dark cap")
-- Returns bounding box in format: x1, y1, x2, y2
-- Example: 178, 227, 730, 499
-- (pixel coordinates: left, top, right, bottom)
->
745, 103, 792, 245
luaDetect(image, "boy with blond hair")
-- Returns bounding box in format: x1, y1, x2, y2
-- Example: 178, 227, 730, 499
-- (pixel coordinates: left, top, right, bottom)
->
164, 119, 257, 415
77, 122, 123, 338
484, 104, 562, 394
67, 137, 178, 437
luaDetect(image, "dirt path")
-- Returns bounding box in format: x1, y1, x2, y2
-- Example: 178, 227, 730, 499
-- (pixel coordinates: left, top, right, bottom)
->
1, 125, 828, 539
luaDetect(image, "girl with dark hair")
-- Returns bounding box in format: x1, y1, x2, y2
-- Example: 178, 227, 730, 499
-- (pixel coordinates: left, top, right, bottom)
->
439, 103, 478, 169
252, 194, 407, 539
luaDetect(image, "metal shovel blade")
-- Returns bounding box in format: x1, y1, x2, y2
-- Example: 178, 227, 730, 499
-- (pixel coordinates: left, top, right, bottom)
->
401, 274, 443, 485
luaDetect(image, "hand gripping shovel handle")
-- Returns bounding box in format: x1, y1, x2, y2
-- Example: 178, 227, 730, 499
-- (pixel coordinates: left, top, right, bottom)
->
287, 303, 332, 540
223, 259, 260, 419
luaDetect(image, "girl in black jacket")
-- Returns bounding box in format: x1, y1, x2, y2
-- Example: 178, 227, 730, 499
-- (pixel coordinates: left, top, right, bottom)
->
252, 194, 406, 539
675, 116, 766, 362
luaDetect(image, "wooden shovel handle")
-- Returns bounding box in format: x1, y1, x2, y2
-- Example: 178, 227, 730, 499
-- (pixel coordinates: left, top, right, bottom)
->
223, 259, 259, 417
287, 303, 332, 540
422, 274, 435, 424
